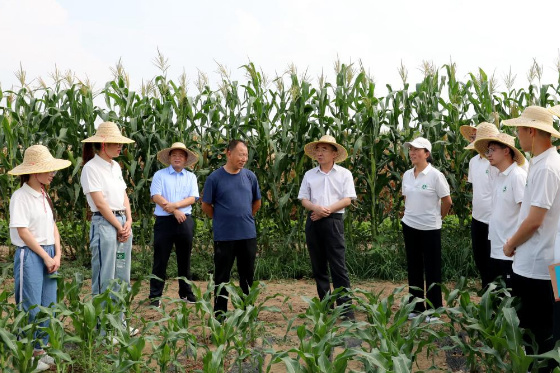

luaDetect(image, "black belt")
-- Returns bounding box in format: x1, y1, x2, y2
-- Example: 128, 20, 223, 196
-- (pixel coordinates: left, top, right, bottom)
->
308, 212, 343, 220
93, 210, 126, 217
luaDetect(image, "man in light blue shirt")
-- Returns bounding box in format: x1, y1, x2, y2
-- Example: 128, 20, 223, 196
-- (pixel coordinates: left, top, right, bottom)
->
149, 142, 199, 307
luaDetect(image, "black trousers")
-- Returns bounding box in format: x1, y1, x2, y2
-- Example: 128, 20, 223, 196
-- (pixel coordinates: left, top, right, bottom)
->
305, 214, 352, 305
471, 218, 493, 289
489, 257, 513, 290
149, 215, 195, 300
213, 238, 257, 316
402, 222, 442, 312
512, 273, 557, 372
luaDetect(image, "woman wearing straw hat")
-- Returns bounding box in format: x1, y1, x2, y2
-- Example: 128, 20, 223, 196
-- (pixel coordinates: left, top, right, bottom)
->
502, 106, 560, 364
298, 135, 357, 320
459, 122, 499, 290
474, 133, 526, 290
401, 137, 452, 321
8, 145, 71, 371
80, 122, 135, 303
148, 142, 199, 308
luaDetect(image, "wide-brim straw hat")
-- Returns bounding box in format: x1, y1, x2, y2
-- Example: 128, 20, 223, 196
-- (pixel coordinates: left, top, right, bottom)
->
462, 122, 499, 150
8, 145, 71, 175
82, 121, 134, 144
304, 135, 348, 163
474, 133, 525, 166
157, 142, 198, 167
549, 105, 560, 118
503, 106, 560, 138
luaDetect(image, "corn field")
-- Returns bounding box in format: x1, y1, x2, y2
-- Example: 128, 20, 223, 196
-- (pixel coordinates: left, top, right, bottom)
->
1, 59, 560, 256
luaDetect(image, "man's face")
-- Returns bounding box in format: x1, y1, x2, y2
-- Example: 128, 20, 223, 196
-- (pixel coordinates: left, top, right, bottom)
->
169, 149, 188, 169
314, 144, 337, 166
226, 143, 248, 171
516, 126, 531, 152
486, 144, 507, 167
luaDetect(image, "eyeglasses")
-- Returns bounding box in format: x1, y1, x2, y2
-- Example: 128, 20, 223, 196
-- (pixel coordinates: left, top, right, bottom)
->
485, 147, 499, 156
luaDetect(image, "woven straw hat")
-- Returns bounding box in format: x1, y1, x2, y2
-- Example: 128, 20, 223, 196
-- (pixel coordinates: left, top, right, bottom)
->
304, 135, 348, 163
8, 145, 71, 175
82, 122, 134, 144
503, 106, 560, 138
549, 105, 560, 117
461, 122, 499, 150
474, 133, 525, 166
157, 142, 198, 167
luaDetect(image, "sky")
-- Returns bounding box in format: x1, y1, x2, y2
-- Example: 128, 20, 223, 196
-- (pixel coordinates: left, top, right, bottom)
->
1, 0, 560, 95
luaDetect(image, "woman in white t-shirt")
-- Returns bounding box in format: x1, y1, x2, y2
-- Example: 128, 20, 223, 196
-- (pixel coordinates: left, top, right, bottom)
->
401, 137, 452, 320
8, 145, 71, 371
80, 122, 135, 301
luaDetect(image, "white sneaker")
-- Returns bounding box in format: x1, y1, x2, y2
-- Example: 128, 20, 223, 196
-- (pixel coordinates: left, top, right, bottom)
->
425, 316, 440, 322
38, 353, 55, 365
408, 312, 420, 320
31, 358, 50, 372
128, 326, 139, 336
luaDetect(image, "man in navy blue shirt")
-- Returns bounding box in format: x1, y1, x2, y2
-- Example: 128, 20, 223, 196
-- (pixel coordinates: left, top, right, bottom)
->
202, 139, 261, 318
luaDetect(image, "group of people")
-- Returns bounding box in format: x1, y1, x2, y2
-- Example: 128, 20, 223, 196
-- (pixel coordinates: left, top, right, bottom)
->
8, 104, 560, 371
401, 105, 560, 372
7, 123, 357, 371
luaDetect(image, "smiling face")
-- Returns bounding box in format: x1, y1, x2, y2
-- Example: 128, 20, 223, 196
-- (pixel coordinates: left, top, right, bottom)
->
226, 142, 248, 172
169, 149, 189, 170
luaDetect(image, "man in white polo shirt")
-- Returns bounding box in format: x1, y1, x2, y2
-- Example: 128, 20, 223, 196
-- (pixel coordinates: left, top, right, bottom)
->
460, 122, 499, 289
474, 133, 526, 289
503, 106, 560, 364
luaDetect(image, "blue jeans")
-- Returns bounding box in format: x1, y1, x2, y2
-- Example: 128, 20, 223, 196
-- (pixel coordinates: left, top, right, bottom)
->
90, 214, 132, 296
14, 245, 57, 348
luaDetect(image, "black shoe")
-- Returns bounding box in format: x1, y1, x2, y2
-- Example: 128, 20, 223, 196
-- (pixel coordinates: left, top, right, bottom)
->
149, 299, 161, 308
181, 294, 197, 304
341, 310, 355, 321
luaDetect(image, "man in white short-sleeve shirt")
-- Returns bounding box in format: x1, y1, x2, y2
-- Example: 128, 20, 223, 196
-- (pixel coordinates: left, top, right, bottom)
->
503, 106, 560, 362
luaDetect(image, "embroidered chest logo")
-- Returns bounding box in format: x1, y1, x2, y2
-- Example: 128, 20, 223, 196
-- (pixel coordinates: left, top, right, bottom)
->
502, 186, 507, 193
421, 184, 427, 190
486, 170, 489, 174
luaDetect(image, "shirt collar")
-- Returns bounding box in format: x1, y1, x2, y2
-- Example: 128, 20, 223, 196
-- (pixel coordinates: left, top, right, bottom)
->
166, 165, 186, 175
500, 162, 516, 176
22, 182, 42, 198
314, 163, 340, 175
419, 163, 433, 175
531, 146, 556, 166
93, 154, 114, 169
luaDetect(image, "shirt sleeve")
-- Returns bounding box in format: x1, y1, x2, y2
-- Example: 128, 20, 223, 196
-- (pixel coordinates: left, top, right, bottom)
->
202, 174, 215, 204
467, 157, 473, 183
80, 163, 103, 194
188, 173, 200, 200
9, 193, 29, 228
343, 169, 357, 199
297, 173, 310, 200
435, 172, 451, 198
150, 170, 163, 197
251, 172, 261, 201
512, 170, 527, 204
530, 167, 559, 209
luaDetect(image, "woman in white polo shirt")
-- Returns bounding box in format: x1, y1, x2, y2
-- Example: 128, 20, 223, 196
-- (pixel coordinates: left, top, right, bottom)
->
80, 122, 135, 299
8, 145, 71, 371
401, 137, 452, 320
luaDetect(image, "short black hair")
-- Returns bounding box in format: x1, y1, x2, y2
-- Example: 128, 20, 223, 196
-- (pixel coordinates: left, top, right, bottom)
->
227, 139, 247, 152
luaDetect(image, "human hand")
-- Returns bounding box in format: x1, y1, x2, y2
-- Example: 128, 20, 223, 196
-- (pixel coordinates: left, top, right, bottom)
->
503, 239, 515, 257
173, 209, 187, 223
313, 206, 331, 218
163, 202, 177, 213
51, 255, 61, 273
43, 256, 56, 273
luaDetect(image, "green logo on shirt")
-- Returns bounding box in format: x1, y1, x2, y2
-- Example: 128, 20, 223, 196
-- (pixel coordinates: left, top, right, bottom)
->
421, 184, 427, 190
486, 170, 489, 174
503, 186, 507, 192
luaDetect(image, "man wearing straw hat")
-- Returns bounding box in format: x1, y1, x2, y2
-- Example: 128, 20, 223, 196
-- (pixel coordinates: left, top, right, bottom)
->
460, 122, 499, 290
148, 142, 199, 308
298, 135, 357, 320
201, 139, 261, 320
503, 106, 560, 363
474, 133, 526, 289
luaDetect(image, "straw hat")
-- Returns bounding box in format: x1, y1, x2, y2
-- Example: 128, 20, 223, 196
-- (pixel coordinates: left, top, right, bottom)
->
403, 137, 432, 152
8, 145, 71, 176
549, 105, 560, 117
474, 133, 525, 166
157, 142, 198, 167
82, 122, 134, 144
461, 122, 499, 150
304, 135, 348, 163
503, 106, 560, 138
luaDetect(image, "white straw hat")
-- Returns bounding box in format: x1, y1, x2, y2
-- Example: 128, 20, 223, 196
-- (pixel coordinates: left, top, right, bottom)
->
503, 106, 560, 138
474, 133, 525, 166
82, 122, 134, 144
8, 145, 71, 176
549, 105, 560, 118
304, 135, 348, 163
157, 142, 198, 167
404, 137, 432, 152
461, 122, 499, 150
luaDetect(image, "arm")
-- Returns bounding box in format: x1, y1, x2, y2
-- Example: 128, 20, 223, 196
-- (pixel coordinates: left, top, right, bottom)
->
327, 197, 352, 213
52, 223, 61, 272
441, 195, 452, 219
162, 196, 197, 212
120, 192, 133, 241
301, 198, 331, 221
252, 199, 261, 216
201, 202, 214, 218
17, 227, 56, 273
90, 191, 123, 230
503, 206, 547, 257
